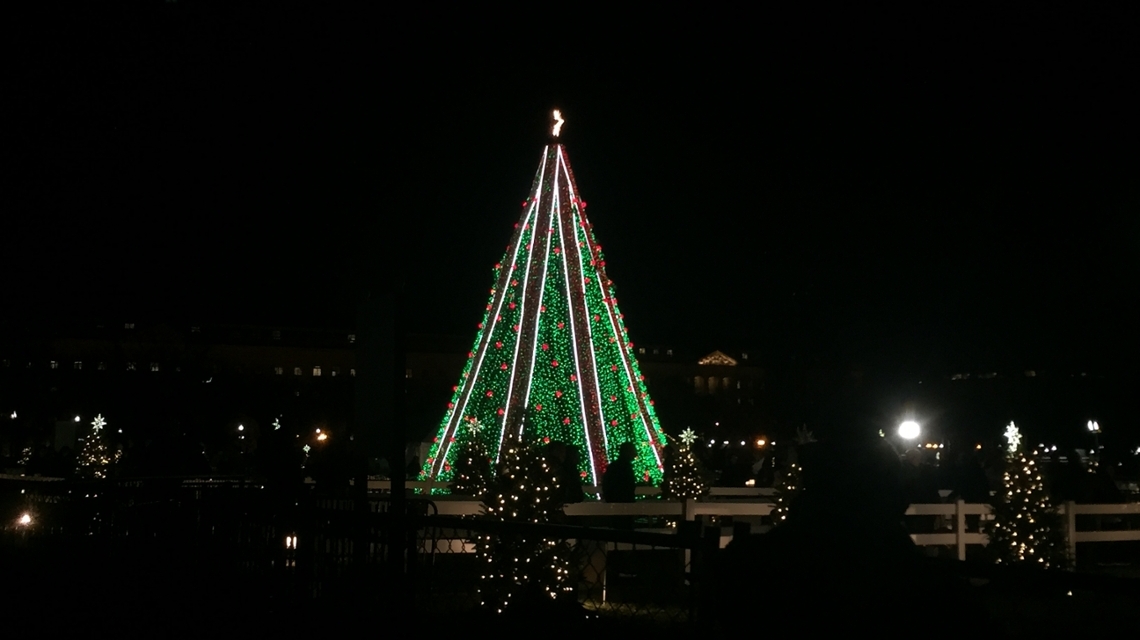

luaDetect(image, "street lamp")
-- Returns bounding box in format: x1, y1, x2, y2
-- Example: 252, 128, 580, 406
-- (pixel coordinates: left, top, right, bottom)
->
898, 420, 921, 441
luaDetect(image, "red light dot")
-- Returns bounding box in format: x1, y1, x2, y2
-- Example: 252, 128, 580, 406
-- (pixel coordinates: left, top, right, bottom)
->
536, 404, 543, 411
564, 418, 571, 425
500, 363, 507, 370
551, 360, 558, 367
542, 343, 549, 350
555, 390, 562, 398
486, 390, 493, 397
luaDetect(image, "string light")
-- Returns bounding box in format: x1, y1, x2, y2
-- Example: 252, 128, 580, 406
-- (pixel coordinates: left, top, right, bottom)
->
989, 422, 1067, 568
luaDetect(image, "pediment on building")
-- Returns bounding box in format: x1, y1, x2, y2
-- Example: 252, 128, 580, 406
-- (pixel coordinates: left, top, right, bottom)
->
698, 350, 737, 366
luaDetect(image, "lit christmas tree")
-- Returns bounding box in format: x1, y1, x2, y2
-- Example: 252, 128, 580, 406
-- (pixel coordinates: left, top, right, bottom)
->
661, 428, 708, 500
476, 439, 574, 614
771, 426, 814, 526
421, 111, 667, 490
76, 414, 113, 479
988, 422, 1068, 568
450, 420, 492, 498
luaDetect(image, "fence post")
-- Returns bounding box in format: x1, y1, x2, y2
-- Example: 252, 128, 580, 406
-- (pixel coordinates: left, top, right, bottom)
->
1064, 500, 1077, 564
956, 499, 967, 561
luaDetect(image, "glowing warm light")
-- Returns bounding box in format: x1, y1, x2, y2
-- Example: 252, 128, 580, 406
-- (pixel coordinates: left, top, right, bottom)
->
976, 444, 983, 450
17, 513, 32, 526
238, 424, 244, 432
744, 478, 756, 487
317, 433, 328, 441
74, 415, 81, 422
552, 109, 564, 137
1087, 420, 1100, 433
756, 438, 766, 447
678, 429, 698, 446
91, 414, 107, 432
898, 420, 920, 440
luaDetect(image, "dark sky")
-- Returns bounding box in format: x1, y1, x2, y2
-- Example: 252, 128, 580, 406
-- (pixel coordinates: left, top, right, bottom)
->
6, 4, 1139, 381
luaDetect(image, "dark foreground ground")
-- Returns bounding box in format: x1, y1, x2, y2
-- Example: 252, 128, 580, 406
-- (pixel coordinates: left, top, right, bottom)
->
4, 535, 1140, 637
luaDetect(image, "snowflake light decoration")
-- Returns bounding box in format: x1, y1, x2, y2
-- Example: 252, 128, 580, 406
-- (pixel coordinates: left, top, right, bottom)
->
467, 419, 483, 436
92, 414, 107, 433
679, 428, 698, 446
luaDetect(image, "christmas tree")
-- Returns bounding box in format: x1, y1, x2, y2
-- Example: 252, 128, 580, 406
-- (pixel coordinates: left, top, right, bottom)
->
476, 439, 574, 613
661, 428, 708, 500
771, 426, 814, 526
988, 422, 1068, 568
450, 420, 492, 498
421, 111, 667, 490
76, 414, 113, 479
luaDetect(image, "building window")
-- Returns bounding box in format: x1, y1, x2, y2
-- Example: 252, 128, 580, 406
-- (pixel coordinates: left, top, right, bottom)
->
125, 323, 135, 329
348, 334, 356, 344
666, 349, 673, 356
313, 366, 321, 377
127, 362, 136, 371
694, 376, 704, 393
191, 326, 201, 333
723, 377, 730, 390
74, 361, 82, 370
151, 363, 160, 372
294, 367, 302, 376
50, 361, 58, 369
98, 362, 107, 371
737, 379, 742, 389
330, 368, 338, 377
638, 347, 646, 355
350, 369, 356, 377
273, 330, 281, 341
275, 367, 283, 375
653, 348, 659, 355
406, 369, 412, 378
741, 352, 748, 360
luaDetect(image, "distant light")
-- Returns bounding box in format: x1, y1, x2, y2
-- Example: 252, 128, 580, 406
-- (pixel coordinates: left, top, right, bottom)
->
317, 433, 327, 442
238, 424, 244, 432
10, 411, 16, 419
976, 444, 982, 450
552, 109, 565, 137
722, 441, 729, 446
898, 421, 920, 440
1087, 420, 1100, 433
74, 415, 81, 422
756, 439, 767, 447
17, 513, 31, 526
1051, 445, 1057, 451
744, 479, 756, 487
740, 440, 746, 446
315, 428, 321, 434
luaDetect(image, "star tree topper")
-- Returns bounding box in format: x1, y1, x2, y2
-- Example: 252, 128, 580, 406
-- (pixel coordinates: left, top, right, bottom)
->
678, 428, 698, 447
92, 414, 107, 433
1004, 422, 1022, 452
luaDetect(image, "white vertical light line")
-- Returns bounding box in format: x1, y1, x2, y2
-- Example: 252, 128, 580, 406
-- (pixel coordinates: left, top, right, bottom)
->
518, 177, 555, 440
559, 147, 610, 460
496, 147, 549, 462
554, 153, 599, 486
435, 197, 540, 477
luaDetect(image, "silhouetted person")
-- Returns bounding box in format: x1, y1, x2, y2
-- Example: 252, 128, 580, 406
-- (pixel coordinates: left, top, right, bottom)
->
602, 442, 636, 503
708, 433, 987, 633
556, 443, 585, 505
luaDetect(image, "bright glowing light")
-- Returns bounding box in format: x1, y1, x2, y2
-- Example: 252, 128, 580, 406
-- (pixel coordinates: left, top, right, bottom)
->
317, 433, 327, 441
91, 414, 107, 432
756, 438, 766, 447
552, 110, 564, 137
74, 415, 81, 422
315, 428, 320, 434
1004, 422, 1022, 452
302, 444, 311, 453
1087, 420, 1100, 433
679, 429, 698, 446
898, 420, 920, 440
744, 479, 756, 487
9, 412, 15, 419
238, 424, 244, 432
17, 513, 32, 526
273, 418, 281, 431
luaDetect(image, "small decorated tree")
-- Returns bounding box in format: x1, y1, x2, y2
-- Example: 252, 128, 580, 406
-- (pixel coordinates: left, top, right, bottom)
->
76, 414, 114, 479
771, 425, 815, 527
476, 439, 574, 614
988, 422, 1068, 568
662, 428, 708, 501
450, 420, 492, 498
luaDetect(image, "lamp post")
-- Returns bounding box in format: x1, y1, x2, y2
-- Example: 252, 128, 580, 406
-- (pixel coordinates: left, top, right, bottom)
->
1087, 420, 1101, 471
898, 420, 921, 441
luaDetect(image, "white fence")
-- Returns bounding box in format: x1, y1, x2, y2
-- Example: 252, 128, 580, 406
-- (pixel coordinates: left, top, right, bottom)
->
418, 496, 1140, 561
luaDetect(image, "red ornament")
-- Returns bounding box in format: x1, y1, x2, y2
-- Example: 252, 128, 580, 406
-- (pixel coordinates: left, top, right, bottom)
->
590, 260, 596, 266
512, 324, 519, 331
536, 404, 543, 411
511, 279, 518, 286
601, 261, 606, 267
611, 365, 618, 372
486, 304, 492, 311
494, 263, 501, 269
468, 352, 474, 358
563, 417, 571, 425
557, 322, 565, 329
433, 437, 440, 443
497, 408, 505, 415
610, 420, 618, 426
543, 436, 550, 444
580, 470, 587, 478
448, 402, 454, 409
521, 202, 527, 207
500, 363, 508, 370
486, 390, 493, 397
555, 390, 562, 398
540, 305, 546, 312
449, 437, 456, 443
593, 314, 600, 322
495, 341, 503, 348
452, 385, 458, 392
649, 400, 656, 406
477, 323, 483, 329
581, 201, 587, 208
542, 343, 549, 350
609, 337, 615, 343
551, 360, 559, 367
610, 395, 616, 402
584, 277, 591, 284
644, 471, 650, 482
553, 247, 561, 254
570, 374, 577, 381
509, 302, 516, 309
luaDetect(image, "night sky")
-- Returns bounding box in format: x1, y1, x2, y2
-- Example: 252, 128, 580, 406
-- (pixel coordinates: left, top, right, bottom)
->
7, 5, 1138, 386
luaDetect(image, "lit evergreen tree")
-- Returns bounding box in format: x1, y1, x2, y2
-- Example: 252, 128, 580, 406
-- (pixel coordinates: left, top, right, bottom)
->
988, 422, 1068, 569
476, 439, 574, 614
450, 420, 491, 498
420, 111, 667, 490
771, 426, 814, 526
76, 414, 114, 479
661, 429, 708, 500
